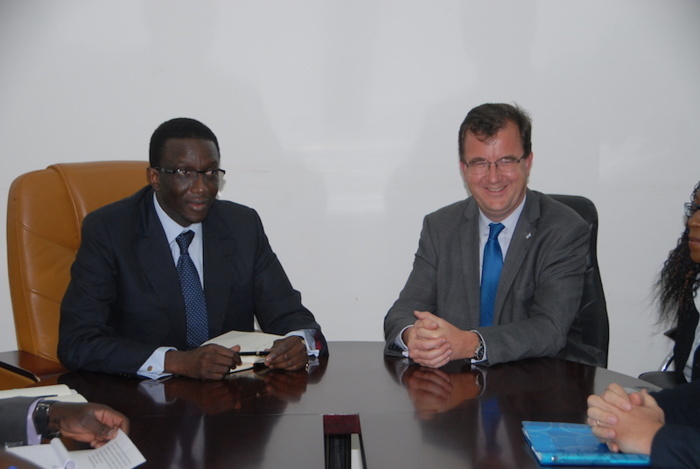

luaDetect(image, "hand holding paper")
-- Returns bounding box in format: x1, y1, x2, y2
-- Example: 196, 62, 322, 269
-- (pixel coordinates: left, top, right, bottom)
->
50, 402, 129, 448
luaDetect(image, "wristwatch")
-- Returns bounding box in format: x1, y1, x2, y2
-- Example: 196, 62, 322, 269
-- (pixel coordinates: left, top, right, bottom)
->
33, 400, 61, 440
472, 335, 485, 361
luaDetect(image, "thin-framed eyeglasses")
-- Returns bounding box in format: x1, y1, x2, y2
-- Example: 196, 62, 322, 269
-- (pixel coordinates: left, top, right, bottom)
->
463, 154, 528, 176
154, 167, 226, 185
684, 202, 700, 218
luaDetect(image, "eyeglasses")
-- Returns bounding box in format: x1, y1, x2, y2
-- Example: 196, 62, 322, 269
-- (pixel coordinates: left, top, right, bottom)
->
463, 154, 527, 176
155, 167, 226, 185
684, 202, 700, 217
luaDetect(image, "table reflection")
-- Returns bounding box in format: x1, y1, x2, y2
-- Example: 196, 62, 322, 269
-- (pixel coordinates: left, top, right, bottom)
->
17, 343, 644, 469
402, 366, 482, 419
56, 363, 327, 469
383, 356, 597, 468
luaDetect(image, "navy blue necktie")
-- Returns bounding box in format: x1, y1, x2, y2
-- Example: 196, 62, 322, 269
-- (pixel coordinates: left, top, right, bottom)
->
176, 230, 209, 349
480, 223, 505, 327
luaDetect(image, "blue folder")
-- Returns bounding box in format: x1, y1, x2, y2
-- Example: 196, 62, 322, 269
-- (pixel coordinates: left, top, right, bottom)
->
522, 421, 650, 466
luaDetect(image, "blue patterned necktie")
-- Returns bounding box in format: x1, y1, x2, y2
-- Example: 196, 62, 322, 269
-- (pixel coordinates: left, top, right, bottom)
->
480, 223, 505, 327
176, 230, 209, 349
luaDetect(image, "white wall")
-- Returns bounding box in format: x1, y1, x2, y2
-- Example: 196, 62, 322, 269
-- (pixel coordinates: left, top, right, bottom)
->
1, 0, 699, 378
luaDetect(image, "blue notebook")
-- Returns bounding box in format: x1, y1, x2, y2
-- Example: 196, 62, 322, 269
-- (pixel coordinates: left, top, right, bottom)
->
522, 421, 650, 466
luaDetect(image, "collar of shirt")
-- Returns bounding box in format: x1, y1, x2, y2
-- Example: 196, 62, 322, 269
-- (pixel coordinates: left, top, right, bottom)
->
478, 195, 527, 269
152, 192, 204, 286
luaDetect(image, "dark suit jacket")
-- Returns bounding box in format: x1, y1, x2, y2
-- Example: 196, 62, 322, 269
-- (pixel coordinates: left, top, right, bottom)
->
384, 190, 591, 365
672, 303, 699, 384
651, 381, 700, 468
58, 186, 324, 375
0, 397, 36, 446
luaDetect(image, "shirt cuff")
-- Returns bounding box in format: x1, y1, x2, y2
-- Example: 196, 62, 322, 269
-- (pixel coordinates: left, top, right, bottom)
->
285, 329, 321, 357
26, 398, 42, 445
138, 346, 176, 379
395, 325, 412, 357
470, 330, 488, 364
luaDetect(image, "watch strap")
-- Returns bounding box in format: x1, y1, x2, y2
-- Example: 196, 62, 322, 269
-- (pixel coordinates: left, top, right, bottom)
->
473, 335, 485, 361
33, 400, 61, 440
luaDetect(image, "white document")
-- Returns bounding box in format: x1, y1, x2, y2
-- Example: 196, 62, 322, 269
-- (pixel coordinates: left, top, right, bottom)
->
203, 330, 282, 351
8, 430, 146, 469
203, 330, 283, 372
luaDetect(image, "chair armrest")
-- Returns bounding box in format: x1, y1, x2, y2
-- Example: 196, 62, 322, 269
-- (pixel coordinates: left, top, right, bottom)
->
659, 350, 675, 372
0, 366, 37, 390
0, 350, 66, 382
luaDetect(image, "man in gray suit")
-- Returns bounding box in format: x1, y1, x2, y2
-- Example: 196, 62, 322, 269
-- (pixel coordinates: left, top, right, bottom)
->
384, 103, 590, 368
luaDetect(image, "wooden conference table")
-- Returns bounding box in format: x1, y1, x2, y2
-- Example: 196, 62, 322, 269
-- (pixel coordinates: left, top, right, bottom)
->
29, 342, 658, 468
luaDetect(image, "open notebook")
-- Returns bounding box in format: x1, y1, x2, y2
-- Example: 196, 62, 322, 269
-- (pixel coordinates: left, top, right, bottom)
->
0, 384, 86, 403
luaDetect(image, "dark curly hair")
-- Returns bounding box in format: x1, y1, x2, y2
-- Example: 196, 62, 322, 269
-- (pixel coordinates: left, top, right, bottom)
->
656, 180, 700, 324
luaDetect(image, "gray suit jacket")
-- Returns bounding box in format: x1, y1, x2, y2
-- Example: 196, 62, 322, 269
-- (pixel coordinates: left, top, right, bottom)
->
384, 190, 590, 365
0, 397, 36, 446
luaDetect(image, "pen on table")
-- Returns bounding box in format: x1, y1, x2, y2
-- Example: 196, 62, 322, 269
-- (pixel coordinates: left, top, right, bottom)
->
239, 351, 271, 356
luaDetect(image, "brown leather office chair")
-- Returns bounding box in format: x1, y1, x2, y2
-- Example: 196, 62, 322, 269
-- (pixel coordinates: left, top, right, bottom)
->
1, 161, 148, 385
550, 194, 610, 368
0, 366, 37, 390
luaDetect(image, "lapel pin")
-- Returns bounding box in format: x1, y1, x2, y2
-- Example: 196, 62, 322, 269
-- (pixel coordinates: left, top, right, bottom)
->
525, 232, 532, 239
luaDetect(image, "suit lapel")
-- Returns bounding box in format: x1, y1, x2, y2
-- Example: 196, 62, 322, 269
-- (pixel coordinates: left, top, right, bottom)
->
134, 191, 188, 341
460, 199, 482, 325
493, 191, 539, 323
202, 204, 236, 337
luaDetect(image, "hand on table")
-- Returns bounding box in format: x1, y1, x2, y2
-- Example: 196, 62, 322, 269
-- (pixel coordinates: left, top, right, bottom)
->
586, 383, 664, 455
165, 344, 242, 380
264, 336, 308, 371
403, 311, 479, 368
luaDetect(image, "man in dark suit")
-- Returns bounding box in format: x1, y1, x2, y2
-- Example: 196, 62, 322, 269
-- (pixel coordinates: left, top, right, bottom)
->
0, 397, 127, 447
384, 103, 591, 367
588, 382, 700, 468
58, 118, 326, 380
